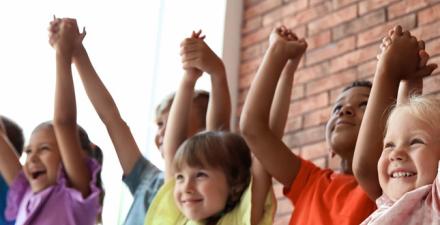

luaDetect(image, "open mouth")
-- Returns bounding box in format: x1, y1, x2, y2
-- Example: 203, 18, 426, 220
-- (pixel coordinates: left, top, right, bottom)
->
31, 171, 46, 179
390, 171, 416, 178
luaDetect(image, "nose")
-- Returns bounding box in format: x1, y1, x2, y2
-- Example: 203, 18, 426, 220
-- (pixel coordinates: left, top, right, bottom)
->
338, 105, 354, 117
183, 178, 195, 194
27, 151, 39, 163
389, 146, 407, 162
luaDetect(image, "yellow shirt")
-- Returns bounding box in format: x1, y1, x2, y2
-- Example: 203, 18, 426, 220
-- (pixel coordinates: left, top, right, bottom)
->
144, 178, 275, 225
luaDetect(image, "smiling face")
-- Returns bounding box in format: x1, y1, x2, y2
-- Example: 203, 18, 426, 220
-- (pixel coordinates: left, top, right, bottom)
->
23, 125, 61, 193
378, 110, 440, 201
173, 164, 229, 221
326, 86, 370, 160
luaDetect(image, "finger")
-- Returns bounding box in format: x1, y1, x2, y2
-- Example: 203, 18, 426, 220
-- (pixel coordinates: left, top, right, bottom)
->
80, 27, 87, 40
418, 40, 425, 50
195, 29, 202, 38
199, 34, 206, 40
181, 52, 200, 62
402, 30, 411, 37
413, 64, 438, 79
418, 50, 429, 67
388, 29, 394, 36
394, 25, 403, 35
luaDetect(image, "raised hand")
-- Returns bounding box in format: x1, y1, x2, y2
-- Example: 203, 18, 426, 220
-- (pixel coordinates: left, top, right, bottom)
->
268, 26, 307, 61
48, 16, 86, 59
180, 30, 225, 81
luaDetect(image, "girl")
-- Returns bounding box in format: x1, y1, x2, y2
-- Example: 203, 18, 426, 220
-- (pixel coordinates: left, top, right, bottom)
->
361, 95, 440, 224
144, 31, 275, 225
0, 18, 101, 225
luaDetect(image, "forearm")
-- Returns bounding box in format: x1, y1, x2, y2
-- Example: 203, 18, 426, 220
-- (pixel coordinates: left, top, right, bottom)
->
163, 75, 196, 181
354, 68, 400, 199
54, 53, 77, 126
74, 46, 141, 175
397, 79, 422, 105
207, 65, 231, 131
241, 43, 288, 137
0, 133, 21, 185
269, 60, 296, 138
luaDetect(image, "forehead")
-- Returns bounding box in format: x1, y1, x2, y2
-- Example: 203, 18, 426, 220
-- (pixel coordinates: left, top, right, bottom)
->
29, 126, 56, 144
335, 87, 370, 103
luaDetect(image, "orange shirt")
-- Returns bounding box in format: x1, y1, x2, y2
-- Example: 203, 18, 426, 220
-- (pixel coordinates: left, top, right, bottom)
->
284, 158, 376, 225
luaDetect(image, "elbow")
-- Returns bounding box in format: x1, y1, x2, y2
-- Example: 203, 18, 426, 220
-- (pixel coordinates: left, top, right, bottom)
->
53, 115, 76, 128
239, 112, 265, 141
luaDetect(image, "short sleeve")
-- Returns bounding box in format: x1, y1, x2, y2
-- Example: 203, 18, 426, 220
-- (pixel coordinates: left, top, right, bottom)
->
5, 171, 28, 221
123, 156, 163, 195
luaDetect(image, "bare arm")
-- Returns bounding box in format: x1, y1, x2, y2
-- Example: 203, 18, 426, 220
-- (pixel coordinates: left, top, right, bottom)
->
52, 19, 91, 197
0, 121, 21, 185
163, 72, 198, 181
73, 45, 141, 175
240, 28, 306, 188
353, 26, 421, 200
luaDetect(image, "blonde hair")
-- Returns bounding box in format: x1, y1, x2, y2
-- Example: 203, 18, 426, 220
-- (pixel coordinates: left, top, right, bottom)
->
173, 131, 252, 217
387, 95, 440, 131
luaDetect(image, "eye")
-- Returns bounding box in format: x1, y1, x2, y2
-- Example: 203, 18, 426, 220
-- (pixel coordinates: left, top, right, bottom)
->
410, 138, 425, 146
332, 104, 342, 114
384, 142, 395, 150
24, 148, 32, 154
196, 171, 208, 179
359, 100, 368, 109
175, 173, 184, 182
39, 145, 50, 151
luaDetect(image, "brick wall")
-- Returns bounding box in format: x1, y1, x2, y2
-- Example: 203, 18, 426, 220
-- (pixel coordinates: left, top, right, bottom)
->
237, 0, 440, 224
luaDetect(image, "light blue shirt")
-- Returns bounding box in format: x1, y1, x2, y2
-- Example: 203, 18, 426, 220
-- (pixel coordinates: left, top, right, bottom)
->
122, 156, 164, 225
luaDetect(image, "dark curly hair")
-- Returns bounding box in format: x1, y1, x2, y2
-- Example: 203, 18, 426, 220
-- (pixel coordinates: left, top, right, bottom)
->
1, 116, 24, 156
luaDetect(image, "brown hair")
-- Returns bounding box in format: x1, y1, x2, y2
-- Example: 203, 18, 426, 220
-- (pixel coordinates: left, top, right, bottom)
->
1, 116, 24, 156
173, 131, 252, 219
33, 122, 105, 224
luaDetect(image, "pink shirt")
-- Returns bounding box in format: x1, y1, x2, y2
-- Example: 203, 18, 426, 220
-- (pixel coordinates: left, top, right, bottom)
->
361, 163, 440, 225
5, 159, 101, 225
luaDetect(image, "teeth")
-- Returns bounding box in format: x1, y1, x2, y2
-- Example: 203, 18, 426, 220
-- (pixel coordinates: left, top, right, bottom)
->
391, 172, 415, 178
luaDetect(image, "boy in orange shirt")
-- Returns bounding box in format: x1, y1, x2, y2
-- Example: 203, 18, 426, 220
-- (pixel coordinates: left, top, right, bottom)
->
240, 26, 376, 225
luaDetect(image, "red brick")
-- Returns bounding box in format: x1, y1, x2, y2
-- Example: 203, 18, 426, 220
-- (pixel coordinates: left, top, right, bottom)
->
291, 25, 307, 38
357, 14, 416, 47
284, 125, 326, 148
291, 83, 305, 100
242, 26, 272, 48
280, 0, 308, 18
306, 69, 357, 95
310, 0, 326, 6
285, 115, 302, 133
329, 44, 378, 73
328, 155, 342, 170
241, 44, 262, 62
311, 157, 327, 168
306, 36, 356, 65
358, 0, 400, 15
307, 5, 357, 36
242, 16, 262, 34
239, 72, 255, 90
411, 20, 440, 42
418, 3, 440, 25
357, 60, 377, 79
290, 92, 329, 116
388, 0, 429, 20
332, 9, 386, 40
424, 74, 440, 95
245, 0, 283, 19
332, 0, 361, 9
307, 31, 331, 50
303, 106, 332, 127
282, 2, 332, 29
301, 141, 328, 160
262, 7, 283, 26
240, 57, 262, 75
294, 62, 330, 84
244, 0, 265, 8
426, 37, 440, 57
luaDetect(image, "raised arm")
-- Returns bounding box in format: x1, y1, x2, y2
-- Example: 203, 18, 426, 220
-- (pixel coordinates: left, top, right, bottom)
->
353, 26, 436, 200
71, 33, 141, 176
51, 18, 91, 197
180, 30, 231, 131
0, 119, 21, 185
240, 27, 307, 188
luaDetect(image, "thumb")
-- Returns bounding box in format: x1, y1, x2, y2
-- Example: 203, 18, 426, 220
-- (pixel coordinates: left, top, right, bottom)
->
412, 64, 438, 79
80, 27, 87, 41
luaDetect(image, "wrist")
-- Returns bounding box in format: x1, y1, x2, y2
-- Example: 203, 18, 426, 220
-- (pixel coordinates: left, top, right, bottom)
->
267, 41, 290, 62
72, 45, 87, 63
56, 51, 73, 64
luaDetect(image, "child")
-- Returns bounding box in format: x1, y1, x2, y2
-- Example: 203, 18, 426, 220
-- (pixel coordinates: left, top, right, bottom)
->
50, 15, 229, 224
0, 18, 102, 225
240, 26, 376, 225
144, 31, 274, 225
352, 26, 439, 224
0, 116, 24, 225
